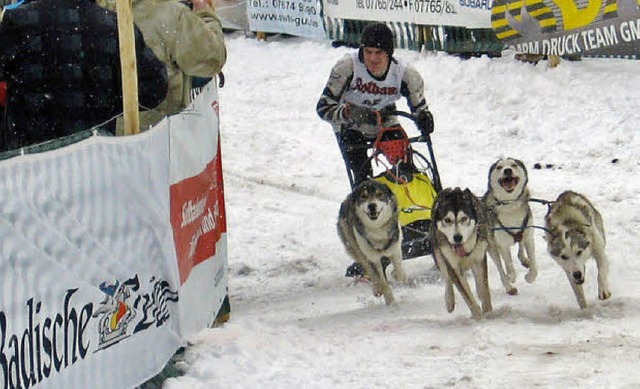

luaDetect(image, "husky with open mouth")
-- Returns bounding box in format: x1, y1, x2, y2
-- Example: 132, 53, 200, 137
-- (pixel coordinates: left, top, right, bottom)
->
430, 187, 497, 319
337, 179, 407, 305
483, 157, 537, 295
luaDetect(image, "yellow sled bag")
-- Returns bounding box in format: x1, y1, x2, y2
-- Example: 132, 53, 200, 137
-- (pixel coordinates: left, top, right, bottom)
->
374, 171, 437, 227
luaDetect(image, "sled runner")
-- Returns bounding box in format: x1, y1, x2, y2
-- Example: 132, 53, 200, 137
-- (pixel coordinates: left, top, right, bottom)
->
339, 111, 442, 276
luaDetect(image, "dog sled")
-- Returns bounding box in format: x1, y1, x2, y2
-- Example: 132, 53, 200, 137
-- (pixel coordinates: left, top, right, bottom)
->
338, 111, 442, 275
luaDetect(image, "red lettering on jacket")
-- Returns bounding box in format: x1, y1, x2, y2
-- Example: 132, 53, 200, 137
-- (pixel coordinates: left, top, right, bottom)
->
351, 78, 398, 95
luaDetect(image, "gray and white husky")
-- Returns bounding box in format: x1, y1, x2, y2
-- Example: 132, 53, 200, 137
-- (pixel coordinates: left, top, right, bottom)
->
483, 157, 537, 295
544, 190, 611, 309
337, 179, 407, 305
430, 187, 497, 319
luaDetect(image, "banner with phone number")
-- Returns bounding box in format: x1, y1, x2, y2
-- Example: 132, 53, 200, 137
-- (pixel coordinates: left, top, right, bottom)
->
247, 0, 326, 39
323, 0, 493, 29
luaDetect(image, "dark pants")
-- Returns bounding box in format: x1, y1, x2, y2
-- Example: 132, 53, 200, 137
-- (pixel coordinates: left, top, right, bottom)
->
336, 129, 373, 188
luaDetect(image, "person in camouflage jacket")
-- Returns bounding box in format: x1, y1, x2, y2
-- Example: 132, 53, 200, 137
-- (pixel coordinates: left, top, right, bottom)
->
98, 0, 227, 132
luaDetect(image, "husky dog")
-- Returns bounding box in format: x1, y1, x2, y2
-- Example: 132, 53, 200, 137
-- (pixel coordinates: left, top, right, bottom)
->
430, 187, 497, 319
483, 158, 537, 295
544, 190, 611, 309
337, 179, 407, 305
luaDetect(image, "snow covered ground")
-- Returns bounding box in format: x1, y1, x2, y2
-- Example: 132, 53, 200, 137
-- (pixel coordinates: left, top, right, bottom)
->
165, 31, 640, 388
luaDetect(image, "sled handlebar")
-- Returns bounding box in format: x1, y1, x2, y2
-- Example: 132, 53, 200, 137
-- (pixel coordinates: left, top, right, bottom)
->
390, 110, 418, 122
338, 110, 442, 192
390, 111, 442, 192
342, 111, 429, 149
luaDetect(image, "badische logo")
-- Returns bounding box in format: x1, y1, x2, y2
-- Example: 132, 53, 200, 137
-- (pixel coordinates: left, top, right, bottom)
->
0, 274, 179, 388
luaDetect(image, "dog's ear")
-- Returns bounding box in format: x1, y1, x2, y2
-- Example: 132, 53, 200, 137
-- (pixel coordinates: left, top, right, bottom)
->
439, 188, 453, 199
459, 188, 480, 219
578, 239, 590, 250
432, 188, 451, 219
549, 246, 562, 257
574, 230, 590, 250
462, 187, 479, 202
432, 191, 442, 218
515, 159, 529, 187
489, 159, 500, 173
544, 226, 558, 242
515, 158, 528, 176
487, 160, 499, 190
546, 230, 564, 256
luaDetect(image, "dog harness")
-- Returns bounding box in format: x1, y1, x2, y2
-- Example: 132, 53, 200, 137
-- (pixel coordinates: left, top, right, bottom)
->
497, 213, 529, 243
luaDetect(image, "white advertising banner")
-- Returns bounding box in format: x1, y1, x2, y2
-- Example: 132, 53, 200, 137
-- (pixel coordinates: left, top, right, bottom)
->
247, 0, 326, 39
0, 82, 227, 389
214, 0, 250, 30
323, 0, 493, 29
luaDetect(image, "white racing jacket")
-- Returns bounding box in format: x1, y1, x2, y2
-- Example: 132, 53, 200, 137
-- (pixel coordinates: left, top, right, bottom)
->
317, 52, 429, 138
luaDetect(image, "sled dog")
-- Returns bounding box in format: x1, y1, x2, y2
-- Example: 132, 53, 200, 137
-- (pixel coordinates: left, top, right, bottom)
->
483, 157, 537, 295
430, 187, 496, 319
544, 190, 611, 309
337, 179, 407, 305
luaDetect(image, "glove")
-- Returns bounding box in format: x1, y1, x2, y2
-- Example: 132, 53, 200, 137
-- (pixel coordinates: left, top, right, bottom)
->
416, 110, 434, 135
345, 104, 378, 125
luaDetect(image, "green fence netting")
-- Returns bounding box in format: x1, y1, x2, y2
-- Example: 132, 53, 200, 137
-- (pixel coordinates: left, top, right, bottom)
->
0, 128, 114, 161
324, 17, 505, 56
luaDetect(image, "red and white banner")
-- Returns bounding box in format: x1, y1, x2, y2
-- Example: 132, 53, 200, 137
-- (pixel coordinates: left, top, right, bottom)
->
168, 83, 228, 337
0, 81, 227, 388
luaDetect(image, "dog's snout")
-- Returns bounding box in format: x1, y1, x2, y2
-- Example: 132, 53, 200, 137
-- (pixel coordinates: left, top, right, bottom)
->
453, 234, 463, 244
368, 203, 377, 213
572, 271, 584, 283
504, 168, 513, 176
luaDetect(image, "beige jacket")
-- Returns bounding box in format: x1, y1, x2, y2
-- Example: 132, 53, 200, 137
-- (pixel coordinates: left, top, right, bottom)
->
98, 0, 227, 132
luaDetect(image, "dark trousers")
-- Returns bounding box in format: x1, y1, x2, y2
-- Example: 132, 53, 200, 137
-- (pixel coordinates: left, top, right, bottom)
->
336, 129, 373, 188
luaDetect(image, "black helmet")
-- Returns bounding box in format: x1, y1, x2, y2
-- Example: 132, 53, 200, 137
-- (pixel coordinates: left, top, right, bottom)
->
360, 23, 394, 57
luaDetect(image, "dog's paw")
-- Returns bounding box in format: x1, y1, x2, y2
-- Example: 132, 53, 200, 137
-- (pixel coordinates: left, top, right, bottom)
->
391, 268, 408, 283
507, 287, 518, 296
445, 289, 455, 312
470, 305, 483, 320
446, 301, 455, 313
524, 268, 537, 284
599, 288, 612, 301
384, 294, 396, 305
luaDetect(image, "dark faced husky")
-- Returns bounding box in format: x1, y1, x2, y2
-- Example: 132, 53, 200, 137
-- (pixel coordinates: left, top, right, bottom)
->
430, 188, 497, 319
483, 158, 537, 296
337, 179, 407, 305
544, 190, 611, 309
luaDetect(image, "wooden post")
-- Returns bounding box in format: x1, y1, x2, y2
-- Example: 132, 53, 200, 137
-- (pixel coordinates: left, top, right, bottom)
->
116, 0, 140, 135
